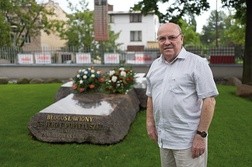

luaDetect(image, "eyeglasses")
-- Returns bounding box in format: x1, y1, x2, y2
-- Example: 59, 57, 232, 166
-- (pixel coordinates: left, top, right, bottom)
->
157, 33, 181, 43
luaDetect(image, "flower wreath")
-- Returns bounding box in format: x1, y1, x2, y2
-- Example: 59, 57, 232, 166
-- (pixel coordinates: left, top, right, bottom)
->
102, 66, 135, 94
72, 67, 104, 93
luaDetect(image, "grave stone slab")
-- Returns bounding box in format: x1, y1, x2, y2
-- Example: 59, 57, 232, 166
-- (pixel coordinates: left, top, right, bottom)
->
55, 73, 148, 108
28, 89, 140, 144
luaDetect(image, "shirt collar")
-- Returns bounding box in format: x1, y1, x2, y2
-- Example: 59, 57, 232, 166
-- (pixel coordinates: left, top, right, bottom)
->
159, 47, 187, 64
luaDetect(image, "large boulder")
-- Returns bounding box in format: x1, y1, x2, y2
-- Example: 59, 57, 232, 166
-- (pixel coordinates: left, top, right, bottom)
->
30, 78, 44, 84
55, 81, 74, 101
134, 88, 147, 108
227, 77, 242, 86
55, 76, 148, 108
28, 89, 140, 144
236, 84, 252, 97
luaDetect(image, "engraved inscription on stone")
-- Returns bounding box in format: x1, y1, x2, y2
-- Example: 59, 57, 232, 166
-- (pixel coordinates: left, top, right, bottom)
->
28, 90, 140, 144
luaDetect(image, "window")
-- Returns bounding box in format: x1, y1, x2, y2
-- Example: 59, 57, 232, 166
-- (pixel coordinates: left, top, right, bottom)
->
61, 54, 72, 63
109, 15, 114, 23
130, 31, 142, 42
130, 14, 142, 23
22, 35, 31, 44
95, 0, 107, 5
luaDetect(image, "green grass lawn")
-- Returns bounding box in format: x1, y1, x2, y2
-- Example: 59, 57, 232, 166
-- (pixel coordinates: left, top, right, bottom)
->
0, 84, 251, 167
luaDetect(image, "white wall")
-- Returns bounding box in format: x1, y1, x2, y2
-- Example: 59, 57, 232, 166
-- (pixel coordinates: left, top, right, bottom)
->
109, 12, 160, 49
0, 64, 243, 80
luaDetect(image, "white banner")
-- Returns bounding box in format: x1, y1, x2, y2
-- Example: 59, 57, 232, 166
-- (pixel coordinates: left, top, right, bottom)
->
34, 53, 51, 64
18, 54, 33, 64
76, 53, 91, 64
126, 53, 155, 64
104, 53, 120, 64
135, 53, 145, 64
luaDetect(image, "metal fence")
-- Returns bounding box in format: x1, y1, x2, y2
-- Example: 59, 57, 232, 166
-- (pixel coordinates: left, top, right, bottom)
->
0, 46, 244, 65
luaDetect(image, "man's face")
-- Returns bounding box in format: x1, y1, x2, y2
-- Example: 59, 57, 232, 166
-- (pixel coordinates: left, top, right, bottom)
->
157, 24, 183, 62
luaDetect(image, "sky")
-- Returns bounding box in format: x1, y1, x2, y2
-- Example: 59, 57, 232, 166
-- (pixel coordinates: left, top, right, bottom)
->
37, 0, 224, 33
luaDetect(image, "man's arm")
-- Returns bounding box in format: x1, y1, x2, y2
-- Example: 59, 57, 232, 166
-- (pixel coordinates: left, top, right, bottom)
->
146, 96, 158, 142
197, 97, 216, 132
192, 97, 216, 158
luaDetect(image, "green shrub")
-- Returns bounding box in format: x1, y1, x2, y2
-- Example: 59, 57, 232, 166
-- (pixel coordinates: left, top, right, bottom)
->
0, 77, 8, 84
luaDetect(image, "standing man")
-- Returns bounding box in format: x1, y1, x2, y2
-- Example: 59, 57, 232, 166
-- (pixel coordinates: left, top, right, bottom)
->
146, 22, 219, 167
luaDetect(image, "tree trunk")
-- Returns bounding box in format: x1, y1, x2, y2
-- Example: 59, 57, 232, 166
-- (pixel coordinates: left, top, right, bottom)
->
242, 0, 252, 85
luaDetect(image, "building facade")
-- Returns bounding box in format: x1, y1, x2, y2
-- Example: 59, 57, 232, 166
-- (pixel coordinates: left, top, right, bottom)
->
22, 2, 160, 52
22, 0, 68, 52
108, 11, 160, 51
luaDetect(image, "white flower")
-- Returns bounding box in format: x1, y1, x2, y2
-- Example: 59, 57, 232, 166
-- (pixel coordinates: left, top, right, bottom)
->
91, 69, 95, 73
79, 80, 83, 84
119, 67, 125, 71
78, 69, 82, 73
83, 75, 87, 79
84, 70, 88, 74
91, 74, 95, 78
109, 70, 115, 76
120, 71, 126, 77
77, 74, 80, 78
97, 71, 101, 75
81, 69, 85, 72
111, 76, 117, 82
116, 83, 121, 87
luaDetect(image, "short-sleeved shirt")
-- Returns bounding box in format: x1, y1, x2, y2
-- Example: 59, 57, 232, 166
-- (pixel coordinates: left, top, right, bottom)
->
146, 47, 219, 149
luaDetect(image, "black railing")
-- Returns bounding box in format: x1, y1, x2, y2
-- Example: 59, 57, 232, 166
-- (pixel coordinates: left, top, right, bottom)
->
0, 46, 244, 65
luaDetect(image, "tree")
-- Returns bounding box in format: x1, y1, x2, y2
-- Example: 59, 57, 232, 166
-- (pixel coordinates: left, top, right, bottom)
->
0, 0, 53, 49
0, 0, 13, 46
55, 0, 121, 63
223, 13, 245, 46
63, 9, 94, 51
200, 10, 228, 47
178, 19, 201, 47
133, 0, 251, 84
222, 0, 251, 84
0, 14, 11, 46
200, 8, 245, 47
131, 0, 210, 23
